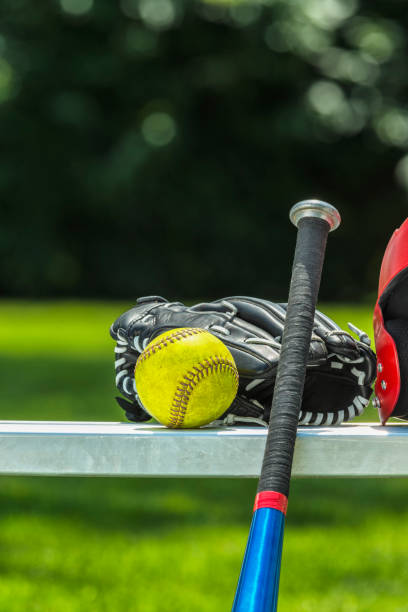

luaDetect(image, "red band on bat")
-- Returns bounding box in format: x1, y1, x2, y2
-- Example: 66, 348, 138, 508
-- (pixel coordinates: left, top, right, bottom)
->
253, 491, 288, 515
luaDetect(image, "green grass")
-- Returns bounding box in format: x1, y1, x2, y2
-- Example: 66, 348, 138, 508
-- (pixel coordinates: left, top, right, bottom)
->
0, 300, 406, 611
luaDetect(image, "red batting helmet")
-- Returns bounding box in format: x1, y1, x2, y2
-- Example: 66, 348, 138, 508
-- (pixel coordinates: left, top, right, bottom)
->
373, 218, 408, 424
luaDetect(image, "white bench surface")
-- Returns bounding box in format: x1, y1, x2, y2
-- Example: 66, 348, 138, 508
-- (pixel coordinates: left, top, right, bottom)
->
0, 421, 406, 478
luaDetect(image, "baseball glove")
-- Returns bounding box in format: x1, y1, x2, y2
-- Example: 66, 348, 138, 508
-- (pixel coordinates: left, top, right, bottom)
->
110, 296, 377, 426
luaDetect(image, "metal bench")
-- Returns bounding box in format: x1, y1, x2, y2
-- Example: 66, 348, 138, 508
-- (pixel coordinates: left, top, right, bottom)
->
0, 421, 406, 478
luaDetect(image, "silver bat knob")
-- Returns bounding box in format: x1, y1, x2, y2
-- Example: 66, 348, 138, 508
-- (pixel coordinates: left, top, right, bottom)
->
290, 199, 341, 232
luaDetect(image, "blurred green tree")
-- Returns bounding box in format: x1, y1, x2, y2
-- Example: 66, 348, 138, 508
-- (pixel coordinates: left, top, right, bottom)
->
0, 0, 407, 301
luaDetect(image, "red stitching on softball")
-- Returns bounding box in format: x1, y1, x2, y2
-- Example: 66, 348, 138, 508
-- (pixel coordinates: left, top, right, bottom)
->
169, 356, 238, 427
138, 328, 206, 363
136, 328, 238, 428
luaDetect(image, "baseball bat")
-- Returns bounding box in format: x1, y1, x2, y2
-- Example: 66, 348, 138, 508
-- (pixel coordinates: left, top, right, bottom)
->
231, 200, 341, 612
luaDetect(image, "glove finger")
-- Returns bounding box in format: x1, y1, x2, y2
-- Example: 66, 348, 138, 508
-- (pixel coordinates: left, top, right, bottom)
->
217, 296, 286, 337
115, 397, 151, 422
110, 296, 168, 342
313, 326, 361, 360
299, 369, 371, 425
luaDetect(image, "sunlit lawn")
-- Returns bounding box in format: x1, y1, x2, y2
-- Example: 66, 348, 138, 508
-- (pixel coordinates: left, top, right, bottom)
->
0, 301, 407, 611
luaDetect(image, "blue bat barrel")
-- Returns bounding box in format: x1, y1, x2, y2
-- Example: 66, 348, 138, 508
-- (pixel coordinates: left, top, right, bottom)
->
232, 500, 285, 612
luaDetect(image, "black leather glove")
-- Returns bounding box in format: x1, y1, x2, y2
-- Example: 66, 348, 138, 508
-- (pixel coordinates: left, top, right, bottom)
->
111, 296, 376, 426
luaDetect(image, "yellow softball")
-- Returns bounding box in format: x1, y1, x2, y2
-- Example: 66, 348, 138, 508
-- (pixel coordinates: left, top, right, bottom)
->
135, 327, 239, 428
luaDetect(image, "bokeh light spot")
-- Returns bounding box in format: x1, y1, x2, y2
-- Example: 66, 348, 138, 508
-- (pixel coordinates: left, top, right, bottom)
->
141, 112, 176, 147
307, 80, 366, 134
300, 0, 358, 31
60, 0, 93, 16
230, 3, 261, 27
307, 80, 345, 115
361, 31, 394, 62
346, 18, 402, 63
318, 48, 379, 85
375, 109, 408, 147
139, 0, 177, 30
265, 18, 331, 56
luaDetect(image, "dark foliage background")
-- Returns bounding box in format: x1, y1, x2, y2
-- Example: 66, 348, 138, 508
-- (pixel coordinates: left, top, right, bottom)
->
1, 0, 408, 301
